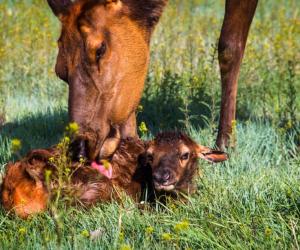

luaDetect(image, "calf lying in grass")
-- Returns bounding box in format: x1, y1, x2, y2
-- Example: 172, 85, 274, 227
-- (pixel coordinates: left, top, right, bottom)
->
1, 132, 227, 219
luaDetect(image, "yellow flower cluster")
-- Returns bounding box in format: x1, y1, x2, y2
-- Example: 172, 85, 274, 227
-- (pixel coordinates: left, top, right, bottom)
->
174, 219, 190, 233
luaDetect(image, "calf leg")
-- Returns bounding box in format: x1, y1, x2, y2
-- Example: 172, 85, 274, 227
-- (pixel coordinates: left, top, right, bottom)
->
216, 0, 258, 149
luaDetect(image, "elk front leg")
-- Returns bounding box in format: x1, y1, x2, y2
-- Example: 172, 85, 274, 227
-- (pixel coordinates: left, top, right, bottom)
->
121, 112, 137, 139
216, 0, 258, 149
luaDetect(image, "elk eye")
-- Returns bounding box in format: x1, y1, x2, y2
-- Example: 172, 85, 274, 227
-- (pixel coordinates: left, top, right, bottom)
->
180, 152, 189, 160
147, 154, 153, 163
96, 42, 106, 62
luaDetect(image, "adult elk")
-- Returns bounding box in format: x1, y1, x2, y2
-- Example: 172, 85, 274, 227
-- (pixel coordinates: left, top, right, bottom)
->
47, 0, 258, 160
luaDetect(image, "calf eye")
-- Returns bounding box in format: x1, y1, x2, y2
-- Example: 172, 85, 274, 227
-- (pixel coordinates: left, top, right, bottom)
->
180, 152, 189, 160
96, 42, 106, 62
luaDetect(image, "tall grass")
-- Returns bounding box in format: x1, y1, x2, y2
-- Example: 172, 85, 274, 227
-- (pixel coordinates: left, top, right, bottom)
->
0, 0, 299, 249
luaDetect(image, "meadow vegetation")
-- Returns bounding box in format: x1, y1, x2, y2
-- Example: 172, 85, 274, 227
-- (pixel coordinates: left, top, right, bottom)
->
0, 0, 299, 249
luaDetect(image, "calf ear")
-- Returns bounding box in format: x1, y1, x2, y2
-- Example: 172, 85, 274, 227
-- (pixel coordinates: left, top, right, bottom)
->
196, 145, 228, 163
128, 0, 168, 28
25, 163, 46, 188
47, 0, 72, 17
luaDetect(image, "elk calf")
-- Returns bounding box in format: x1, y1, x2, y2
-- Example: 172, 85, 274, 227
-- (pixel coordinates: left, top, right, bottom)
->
1, 138, 145, 219
146, 132, 228, 195
1, 132, 227, 219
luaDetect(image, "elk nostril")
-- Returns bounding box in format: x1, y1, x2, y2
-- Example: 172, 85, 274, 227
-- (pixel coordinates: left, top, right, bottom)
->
162, 171, 170, 181
70, 139, 87, 161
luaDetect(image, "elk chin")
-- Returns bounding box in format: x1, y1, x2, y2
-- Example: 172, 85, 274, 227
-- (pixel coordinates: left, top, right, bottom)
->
156, 184, 175, 192
153, 182, 176, 192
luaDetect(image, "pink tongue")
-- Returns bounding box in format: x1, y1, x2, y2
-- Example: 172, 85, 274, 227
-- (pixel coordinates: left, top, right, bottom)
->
91, 161, 113, 179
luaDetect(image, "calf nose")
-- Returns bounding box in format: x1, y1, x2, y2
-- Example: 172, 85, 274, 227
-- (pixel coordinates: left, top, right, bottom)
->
69, 139, 87, 161
153, 169, 171, 184
162, 171, 170, 182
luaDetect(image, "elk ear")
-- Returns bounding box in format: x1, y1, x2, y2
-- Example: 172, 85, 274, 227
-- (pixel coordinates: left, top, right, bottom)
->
25, 162, 46, 186
129, 0, 168, 28
47, 0, 72, 18
196, 145, 228, 163
25, 149, 54, 184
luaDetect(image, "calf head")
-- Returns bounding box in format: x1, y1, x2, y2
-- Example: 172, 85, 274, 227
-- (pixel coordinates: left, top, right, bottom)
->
146, 132, 228, 193
47, 0, 168, 161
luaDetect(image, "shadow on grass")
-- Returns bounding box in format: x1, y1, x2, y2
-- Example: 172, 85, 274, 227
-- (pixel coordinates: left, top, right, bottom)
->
3, 70, 294, 164
0, 109, 68, 163
138, 71, 214, 134
138, 71, 287, 136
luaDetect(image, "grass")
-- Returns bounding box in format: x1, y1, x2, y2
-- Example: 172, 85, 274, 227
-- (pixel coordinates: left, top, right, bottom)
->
0, 0, 299, 249
0, 123, 299, 249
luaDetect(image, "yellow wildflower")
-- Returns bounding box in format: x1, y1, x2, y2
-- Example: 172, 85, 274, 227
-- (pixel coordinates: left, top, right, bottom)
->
11, 138, 22, 152
139, 122, 148, 134
66, 122, 79, 135
161, 233, 172, 241
48, 157, 55, 163
57, 142, 64, 149
81, 229, 90, 238
79, 157, 86, 164
120, 244, 132, 250
265, 227, 272, 237
174, 219, 189, 233
63, 136, 70, 144
145, 226, 154, 235
18, 227, 26, 235
137, 105, 143, 112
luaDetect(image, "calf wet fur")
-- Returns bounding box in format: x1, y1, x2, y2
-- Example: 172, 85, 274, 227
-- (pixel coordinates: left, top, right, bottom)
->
1, 132, 227, 219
